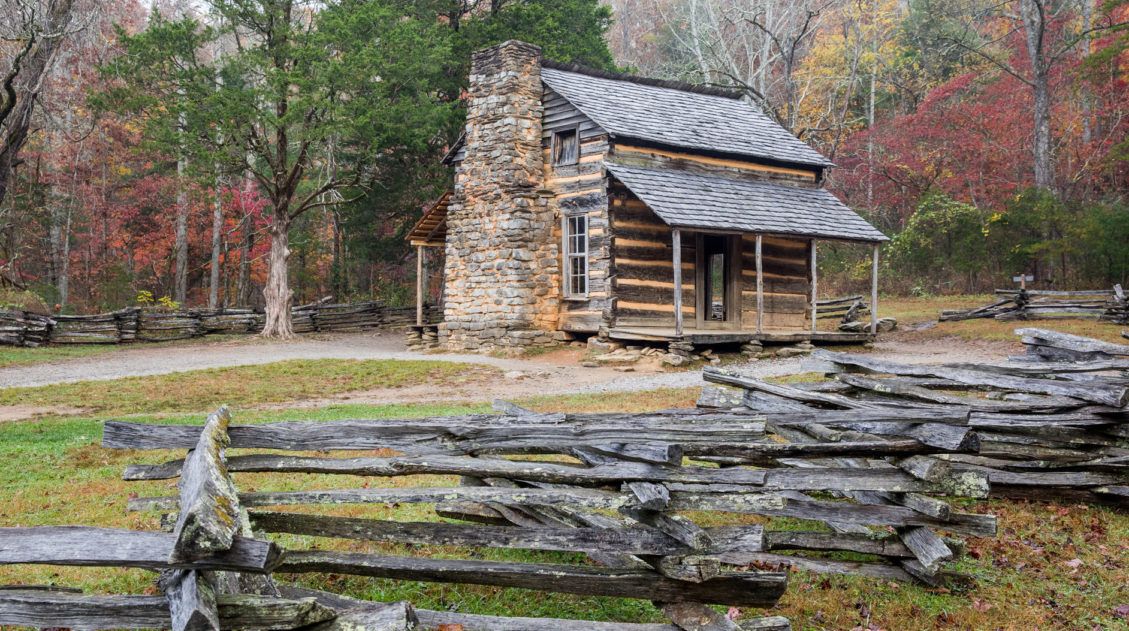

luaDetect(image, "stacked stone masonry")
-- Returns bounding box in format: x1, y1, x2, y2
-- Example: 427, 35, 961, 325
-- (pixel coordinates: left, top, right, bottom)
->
441, 41, 562, 351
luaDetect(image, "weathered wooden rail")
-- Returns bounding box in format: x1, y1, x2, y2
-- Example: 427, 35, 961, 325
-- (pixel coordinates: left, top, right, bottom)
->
0, 301, 442, 347
101, 396, 996, 595
700, 328, 1128, 510
34, 335, 1128, 627
940, 285, 1128, 323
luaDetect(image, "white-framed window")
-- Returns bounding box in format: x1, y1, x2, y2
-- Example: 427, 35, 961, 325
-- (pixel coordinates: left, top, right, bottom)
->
564, 214, 589, 298
552, 127, 579, 166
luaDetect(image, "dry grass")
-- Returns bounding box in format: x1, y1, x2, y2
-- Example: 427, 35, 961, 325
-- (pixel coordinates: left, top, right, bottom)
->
879, 295, 1129, 345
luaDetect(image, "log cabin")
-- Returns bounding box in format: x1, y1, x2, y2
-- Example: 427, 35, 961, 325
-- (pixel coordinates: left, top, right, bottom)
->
407, 40, 887, 352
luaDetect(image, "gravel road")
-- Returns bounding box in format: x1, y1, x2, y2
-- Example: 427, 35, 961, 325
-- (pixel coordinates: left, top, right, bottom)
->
0, 330, 1007, 397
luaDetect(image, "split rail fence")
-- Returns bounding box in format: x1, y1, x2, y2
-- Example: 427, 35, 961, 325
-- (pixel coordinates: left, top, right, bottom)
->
2, 393, 1010, 629
700, 327, 1129, 509
940, 285, 1128, 323
5, 326, 1123, 628
0, 301, 442, 347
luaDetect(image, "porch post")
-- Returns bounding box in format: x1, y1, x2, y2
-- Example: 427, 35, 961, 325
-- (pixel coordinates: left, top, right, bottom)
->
810, 239, 818, 334
870, 243, 880, 334
416, 244, 425, 327
672, 228, 683, 337
755, 234, 764, 334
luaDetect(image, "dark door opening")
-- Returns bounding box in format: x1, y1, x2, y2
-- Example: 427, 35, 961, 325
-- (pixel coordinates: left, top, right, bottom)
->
696, 234, 738, 329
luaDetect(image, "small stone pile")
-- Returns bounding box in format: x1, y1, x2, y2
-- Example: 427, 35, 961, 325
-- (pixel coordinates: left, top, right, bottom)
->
405, 326, 440, 351
663, 340, 696, 366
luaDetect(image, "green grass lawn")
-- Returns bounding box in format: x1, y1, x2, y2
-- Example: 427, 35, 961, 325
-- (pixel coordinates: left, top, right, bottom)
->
1, 358, 491, 416
0, 373, 1125, 629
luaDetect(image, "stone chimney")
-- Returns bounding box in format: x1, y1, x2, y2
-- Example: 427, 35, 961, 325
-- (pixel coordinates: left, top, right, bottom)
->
440, 40, 560, 351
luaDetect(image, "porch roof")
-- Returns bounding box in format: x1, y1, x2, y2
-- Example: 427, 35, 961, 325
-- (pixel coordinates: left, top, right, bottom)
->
406, 191, 451, 247
605, 162, 888, 243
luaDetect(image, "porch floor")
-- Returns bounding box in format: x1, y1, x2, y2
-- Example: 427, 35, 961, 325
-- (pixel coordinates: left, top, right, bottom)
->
608, 326, 873, 345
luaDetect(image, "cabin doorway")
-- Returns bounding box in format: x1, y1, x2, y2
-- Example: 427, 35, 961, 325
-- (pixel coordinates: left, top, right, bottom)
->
695, 234, 740, 329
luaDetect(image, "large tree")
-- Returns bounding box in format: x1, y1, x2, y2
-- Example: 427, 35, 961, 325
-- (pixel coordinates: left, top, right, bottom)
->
100, 0, 453, 336
0, 0, 77, 209
933, 0, 1128, 191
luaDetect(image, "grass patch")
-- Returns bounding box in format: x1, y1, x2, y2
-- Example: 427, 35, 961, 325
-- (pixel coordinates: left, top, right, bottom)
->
0, 359, 491, 415
0, 344, 120, 368
877, 295, 1129, 345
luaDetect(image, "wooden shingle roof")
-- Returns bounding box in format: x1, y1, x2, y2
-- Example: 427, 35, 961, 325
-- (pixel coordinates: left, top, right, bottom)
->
540, 65, 832, 169
606, 162, 888, 243
406, 192, 451, 246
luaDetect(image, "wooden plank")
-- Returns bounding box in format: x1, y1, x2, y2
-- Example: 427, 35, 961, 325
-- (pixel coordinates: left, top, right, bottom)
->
134, 485, 788, 514
1016, 327, 1129, 355
0, 527, 281, 572
871, 244, 879, 334
571, 442, 683, 466
835, 373, 1085, 411
164, 570, 219, 631
761, 497, 997, 536
415, 245, 424, 327
812, 350, 1129, 407
763, 531, 911, 557
726, 552, 914, 582
0, 590, 336, 630
133, 486, 642, 512
672, 228, 683, 337
810, 240, 817, 334
248, 510, 765, 556
619, 507, 714, 550
755, 235, 764, 334
276, 551, 788, 607
171, 407, 240, 562
704, 367, 874, 409
125, 453, 770, 487
614, 144, 818, 180
898, 527, 953, 574
105, 416, 772, 453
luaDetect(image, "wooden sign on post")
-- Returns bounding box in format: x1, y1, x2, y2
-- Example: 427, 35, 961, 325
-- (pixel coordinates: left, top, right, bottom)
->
1012, 274, 1034, 289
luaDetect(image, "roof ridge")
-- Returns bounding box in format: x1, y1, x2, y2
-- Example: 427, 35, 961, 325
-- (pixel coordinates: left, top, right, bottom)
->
541, 59, 744, 100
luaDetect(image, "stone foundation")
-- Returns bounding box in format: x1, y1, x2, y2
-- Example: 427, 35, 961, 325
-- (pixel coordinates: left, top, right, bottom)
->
440, 40, 561, 352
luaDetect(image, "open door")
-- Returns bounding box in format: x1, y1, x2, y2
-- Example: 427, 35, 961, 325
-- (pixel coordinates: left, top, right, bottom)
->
695, 234, 740, 329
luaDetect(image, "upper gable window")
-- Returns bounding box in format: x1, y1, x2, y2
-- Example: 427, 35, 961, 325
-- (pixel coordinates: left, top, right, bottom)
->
552, 128, 579, 166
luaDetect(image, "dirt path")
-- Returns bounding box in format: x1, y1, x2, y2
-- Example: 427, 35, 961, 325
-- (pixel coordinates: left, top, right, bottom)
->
0, 331, 1014, 420
2, 331, 1016, 395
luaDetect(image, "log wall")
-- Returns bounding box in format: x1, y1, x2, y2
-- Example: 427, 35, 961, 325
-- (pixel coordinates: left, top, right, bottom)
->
542, 104, 612, 332
608, 180, 696, 328
741, 235, 812, 330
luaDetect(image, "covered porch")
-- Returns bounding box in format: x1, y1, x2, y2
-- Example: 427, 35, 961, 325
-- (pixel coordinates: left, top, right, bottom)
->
608, 228, 881, 345
405, 192, 449, 342
605, 162, 887, 345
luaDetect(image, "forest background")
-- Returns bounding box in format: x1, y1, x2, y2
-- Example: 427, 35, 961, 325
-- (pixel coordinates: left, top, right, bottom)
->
1, 0, 1127, 329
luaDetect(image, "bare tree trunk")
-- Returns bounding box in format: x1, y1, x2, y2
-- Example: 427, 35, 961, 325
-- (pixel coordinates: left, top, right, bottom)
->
1080, 0, 1093, 145
261, 214, 293, 338
174, 152, 189, 304
236, 165, 255, 307
866, 0, 878, 210
237, 214, 253, 306
208, 176, 223, 309
1020, 0, 1053, 191
330, 209, 345, 298
48, 203, 70, 307
0, 0, 75, 208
